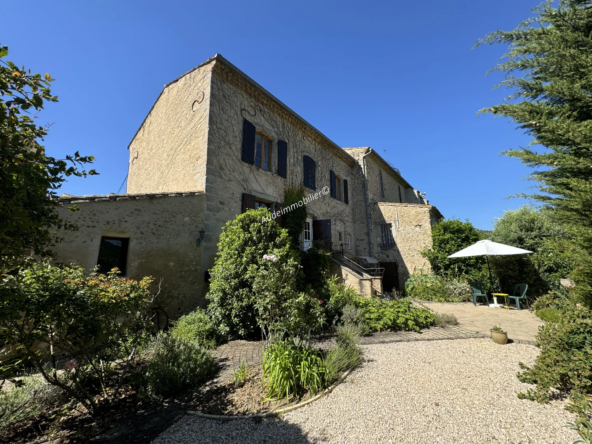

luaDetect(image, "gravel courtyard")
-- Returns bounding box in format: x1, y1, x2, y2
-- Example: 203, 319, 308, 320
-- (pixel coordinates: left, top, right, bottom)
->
153, 339, 578, 444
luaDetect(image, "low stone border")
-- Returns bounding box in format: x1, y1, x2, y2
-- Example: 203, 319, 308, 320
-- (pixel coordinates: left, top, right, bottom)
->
186, 367, 354, 420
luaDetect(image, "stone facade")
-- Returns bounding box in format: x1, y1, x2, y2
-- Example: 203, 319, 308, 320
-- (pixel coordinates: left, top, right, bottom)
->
52, 54, 442, 315
201, 60, 359, 271
127, 63, 213, 194
52, 193, 206, 317
370, 202, 441, 284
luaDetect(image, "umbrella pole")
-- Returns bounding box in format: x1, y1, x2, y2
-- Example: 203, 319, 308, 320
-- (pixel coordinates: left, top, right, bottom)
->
486, 255, 494, 293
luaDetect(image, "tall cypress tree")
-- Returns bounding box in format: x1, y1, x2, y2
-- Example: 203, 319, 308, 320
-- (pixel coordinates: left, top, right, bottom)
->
479, 0, 592, 306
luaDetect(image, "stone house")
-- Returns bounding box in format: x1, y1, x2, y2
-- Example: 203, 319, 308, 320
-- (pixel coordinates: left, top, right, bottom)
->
52, 54, 442, 319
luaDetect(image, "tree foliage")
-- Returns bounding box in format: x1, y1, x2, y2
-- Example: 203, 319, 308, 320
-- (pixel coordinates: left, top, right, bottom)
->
517, 306, 592, 403
422, 219, 485, 279
478, 0, 592, 306
252, 254, 325, 341
490, 206, 574, 296
0, 261, 154, 414
206, 208, 297, 339
0, 44, 96, 272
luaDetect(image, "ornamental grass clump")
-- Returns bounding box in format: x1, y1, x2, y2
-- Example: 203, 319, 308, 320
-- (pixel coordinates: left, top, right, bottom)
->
324, 325, 362, 383
261, 339, 326, 402
0, 377, 64, 432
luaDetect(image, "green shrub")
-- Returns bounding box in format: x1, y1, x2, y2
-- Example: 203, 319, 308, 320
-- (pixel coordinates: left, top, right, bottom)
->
326, 276, 360, 323
324, 325, 362, 383
282, 186, 308, 247
567, 394, 592, 444
434, 313, 458, 327
145, 334, 218, 398
327, 278, 434, 332
354, 298, 435, 332
299, 246, 331, 299
0, 261, 153, 414
517, 307, 592, 403
531, 289, 570, 312
536, 307, 563, 323
262, 339, 326, 402
207, 208, 296, 338
0, 377, 63, 432
252, 252, 325, 341
405, 271, 471, 302
405, 272, 448, 301
170, 309, 220, 349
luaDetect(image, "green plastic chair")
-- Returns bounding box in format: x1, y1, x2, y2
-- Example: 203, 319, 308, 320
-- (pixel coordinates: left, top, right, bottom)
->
508, 284, 529, 310
470, 282, 489, 306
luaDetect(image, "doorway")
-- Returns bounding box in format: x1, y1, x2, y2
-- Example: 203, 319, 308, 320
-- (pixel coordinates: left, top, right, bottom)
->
381, 262, 400, 292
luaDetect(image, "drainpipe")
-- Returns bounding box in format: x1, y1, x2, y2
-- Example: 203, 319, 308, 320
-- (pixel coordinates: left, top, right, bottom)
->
361, 148, 373, 257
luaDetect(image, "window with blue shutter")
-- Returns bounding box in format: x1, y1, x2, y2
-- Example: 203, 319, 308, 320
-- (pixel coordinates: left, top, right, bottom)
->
241, 119, 256, 164
303, 155, 316, 190
330, 170, 336, 199
277, 140, 287, 178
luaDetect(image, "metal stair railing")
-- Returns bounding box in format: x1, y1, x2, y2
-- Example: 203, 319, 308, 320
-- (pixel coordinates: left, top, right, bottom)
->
332, 246, 384, 278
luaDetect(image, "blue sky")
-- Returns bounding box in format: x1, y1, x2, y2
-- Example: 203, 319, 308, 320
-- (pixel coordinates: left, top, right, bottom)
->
1, 0, 542, 230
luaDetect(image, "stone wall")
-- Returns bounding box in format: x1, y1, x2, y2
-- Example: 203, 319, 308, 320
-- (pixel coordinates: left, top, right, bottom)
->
52, 193, 206, 319
329, 260, 382, 298
370, 202, 438, 287
345, 148, 414, 204
200, 60, 360, 272
127, 63, 213, 194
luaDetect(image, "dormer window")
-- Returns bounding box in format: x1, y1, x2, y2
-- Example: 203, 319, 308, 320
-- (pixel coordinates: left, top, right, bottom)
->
255, 132, 272, 172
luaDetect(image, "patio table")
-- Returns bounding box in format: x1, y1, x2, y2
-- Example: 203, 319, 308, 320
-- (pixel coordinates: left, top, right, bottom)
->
491, 293, 509, 309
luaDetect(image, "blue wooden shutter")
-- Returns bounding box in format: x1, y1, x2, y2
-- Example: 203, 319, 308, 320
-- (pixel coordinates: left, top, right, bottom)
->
303, 155, 316, 190
330, 170, 336, 198
241, 119, 256, 164
343, 179, 349, 204
242, 193, 256, 213
277, 140, 287, 178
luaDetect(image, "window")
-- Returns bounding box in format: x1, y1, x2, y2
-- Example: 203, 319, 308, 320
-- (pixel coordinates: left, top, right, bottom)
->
338, 232, 343, 241
398, 185, 403, 203
255, 132, 272, 172
380, 224, 395, 248
346, 235, 351, 250
303, 155, 316, 190
255, 200, 269, 209
302, 219, 312, 251
379, 170, 385, 200
97, 236, 130, 275
335, 176, 342, 201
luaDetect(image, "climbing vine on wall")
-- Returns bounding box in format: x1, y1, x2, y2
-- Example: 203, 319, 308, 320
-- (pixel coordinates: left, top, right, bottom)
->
283, 186, 308, 248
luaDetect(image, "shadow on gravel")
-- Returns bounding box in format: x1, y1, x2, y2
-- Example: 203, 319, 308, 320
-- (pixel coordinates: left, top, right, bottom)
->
153, 415, 321, 444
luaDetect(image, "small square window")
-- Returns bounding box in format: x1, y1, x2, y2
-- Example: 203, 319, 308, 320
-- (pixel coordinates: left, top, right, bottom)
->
97, 237, 130, 275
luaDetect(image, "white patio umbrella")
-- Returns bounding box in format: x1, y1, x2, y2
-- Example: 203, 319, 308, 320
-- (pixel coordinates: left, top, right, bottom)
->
447, 240, 533, 291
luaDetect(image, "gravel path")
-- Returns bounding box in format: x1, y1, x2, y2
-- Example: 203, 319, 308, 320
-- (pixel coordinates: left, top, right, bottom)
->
153, 339, 578, 444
